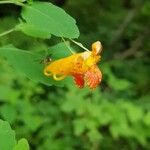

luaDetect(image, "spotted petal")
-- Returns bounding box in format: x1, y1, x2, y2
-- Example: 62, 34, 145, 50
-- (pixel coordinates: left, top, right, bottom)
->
84, 66, 102, 89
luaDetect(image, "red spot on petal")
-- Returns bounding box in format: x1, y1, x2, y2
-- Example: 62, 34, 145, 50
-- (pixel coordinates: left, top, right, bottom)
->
73, 74, 84, 88
84, 66, 102, 89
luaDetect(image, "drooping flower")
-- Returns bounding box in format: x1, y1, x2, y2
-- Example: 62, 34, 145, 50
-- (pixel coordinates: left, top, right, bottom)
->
44, 41, 102, 89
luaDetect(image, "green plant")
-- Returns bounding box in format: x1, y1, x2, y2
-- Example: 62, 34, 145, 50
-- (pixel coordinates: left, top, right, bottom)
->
0, 119, 29, 150
0, 0, 149, 150
0, 0, 80, 87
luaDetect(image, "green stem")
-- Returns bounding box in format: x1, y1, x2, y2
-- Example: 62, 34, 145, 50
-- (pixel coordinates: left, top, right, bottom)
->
0, 1, 14, 4
69, 39, 90, 52
0, 0, 24, 6
61, 37, 75, 54
0, 28, 15, 37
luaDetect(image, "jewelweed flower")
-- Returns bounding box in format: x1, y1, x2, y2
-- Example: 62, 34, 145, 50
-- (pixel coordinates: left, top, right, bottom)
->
44, 41, 102, 89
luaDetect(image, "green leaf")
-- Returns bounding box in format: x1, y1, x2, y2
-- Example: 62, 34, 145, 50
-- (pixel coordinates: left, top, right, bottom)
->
24, 115, 43, 131
121, 102, 143, 123
109, 122, 132, 139
13, 138, 29, 150
143, 112, 150, 126
109, 76, 132, 91
103, 65, 132, 91
114, 79, 131, 90
21, 2, 79, 38
16, 23, 51, 39
0, 119, 16, 150
48, 42, 73, 59
0, 45, 71, 86
0, 85, 18, 102
87, 129, 102, 142
73, 119, 87, 136
0, 104, 16, 123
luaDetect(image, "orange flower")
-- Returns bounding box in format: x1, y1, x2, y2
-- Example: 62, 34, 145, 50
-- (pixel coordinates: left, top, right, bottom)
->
44, 41, 102, 89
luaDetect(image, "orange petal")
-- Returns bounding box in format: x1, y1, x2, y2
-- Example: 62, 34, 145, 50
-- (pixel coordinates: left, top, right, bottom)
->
73, 74, 84, 88
84, 66, 102, 89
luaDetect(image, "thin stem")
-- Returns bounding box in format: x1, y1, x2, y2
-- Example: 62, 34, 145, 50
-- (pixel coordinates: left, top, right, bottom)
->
61, 37, 75, 54
0, 0, 24, 6
0, 28, 15, 37
0, 1, 14, 4
69, 39, 90, 52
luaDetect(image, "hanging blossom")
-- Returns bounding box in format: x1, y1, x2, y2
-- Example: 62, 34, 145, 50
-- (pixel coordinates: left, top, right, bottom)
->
44, 41, 102, 89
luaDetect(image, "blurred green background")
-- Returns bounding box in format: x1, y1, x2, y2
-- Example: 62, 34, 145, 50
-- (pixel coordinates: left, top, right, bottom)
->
0, 0, 150, 150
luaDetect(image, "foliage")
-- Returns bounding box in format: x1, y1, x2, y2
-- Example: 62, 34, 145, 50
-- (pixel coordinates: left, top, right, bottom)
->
18, 2, 79, 38
0, 119, 29, 150
0, 43, 71, 86
0, 0, 150, 150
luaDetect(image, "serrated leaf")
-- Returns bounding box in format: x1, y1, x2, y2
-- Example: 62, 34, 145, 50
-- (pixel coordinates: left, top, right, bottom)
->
13, 138, 29, 150
0, 119, 16, 150
0, 44, 72, 87
21, 2, 79, 38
